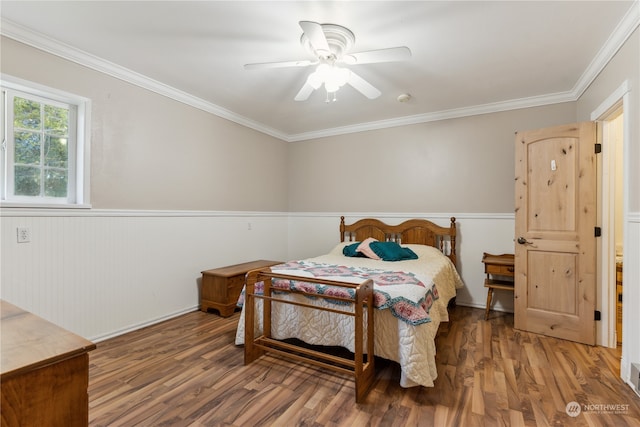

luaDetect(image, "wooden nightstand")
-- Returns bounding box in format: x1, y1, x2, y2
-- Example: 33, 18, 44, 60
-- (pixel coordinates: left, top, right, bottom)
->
200, 260, 281, 317
482, 253, 515, 320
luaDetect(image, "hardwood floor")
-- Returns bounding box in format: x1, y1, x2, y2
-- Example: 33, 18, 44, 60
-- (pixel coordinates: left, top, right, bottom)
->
88, 306, 640, 426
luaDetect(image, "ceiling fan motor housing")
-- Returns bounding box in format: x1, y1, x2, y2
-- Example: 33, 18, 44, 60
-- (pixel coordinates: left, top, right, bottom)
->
301, 23, 355, 60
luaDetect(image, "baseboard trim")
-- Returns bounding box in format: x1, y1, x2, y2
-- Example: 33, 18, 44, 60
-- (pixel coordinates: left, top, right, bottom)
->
89, 305, 199, 343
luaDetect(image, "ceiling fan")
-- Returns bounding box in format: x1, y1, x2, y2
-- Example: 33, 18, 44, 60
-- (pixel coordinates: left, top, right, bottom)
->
244, 21, 411, 102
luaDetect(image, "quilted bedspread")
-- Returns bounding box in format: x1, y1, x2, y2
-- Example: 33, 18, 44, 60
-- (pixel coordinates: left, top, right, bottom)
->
238, 260, 439, 326
235, 242, 464, 388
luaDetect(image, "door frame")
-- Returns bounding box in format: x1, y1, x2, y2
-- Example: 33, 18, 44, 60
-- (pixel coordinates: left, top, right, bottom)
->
590, 80, 631, 348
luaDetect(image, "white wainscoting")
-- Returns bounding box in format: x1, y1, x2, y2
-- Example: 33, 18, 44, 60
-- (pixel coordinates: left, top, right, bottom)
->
0, 209, 289, 342
622, 213, 640, 391
1, 210, 516, 342
3, 208, 637, 389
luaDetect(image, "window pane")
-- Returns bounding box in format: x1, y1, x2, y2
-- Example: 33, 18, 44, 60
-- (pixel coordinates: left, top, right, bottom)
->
44, 168, 67, 197
13, 97, 41, 130
14, 165, 41, 196
14, 131, 41, 165
44, 135, 68, 168
44, 104, 68, 136
3, 82, 88, 205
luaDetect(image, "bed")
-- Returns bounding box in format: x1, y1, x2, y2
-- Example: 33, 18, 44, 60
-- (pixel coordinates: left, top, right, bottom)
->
235, 216, 463, 402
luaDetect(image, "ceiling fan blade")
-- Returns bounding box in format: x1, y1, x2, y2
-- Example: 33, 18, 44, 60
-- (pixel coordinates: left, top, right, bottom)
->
299, 21, 331, 56
244, 59, 314, 70
347, 71, 381, 99
294, 82, 315, 101
342, 47, 412, 65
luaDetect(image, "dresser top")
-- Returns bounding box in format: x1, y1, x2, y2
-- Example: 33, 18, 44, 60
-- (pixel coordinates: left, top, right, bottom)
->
482, 253, 515, 266
1, 300, 96, 379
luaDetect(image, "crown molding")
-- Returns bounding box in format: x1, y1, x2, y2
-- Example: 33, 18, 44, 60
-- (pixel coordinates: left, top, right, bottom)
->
572, 0, 640, 99
0, 19, 289, 142
286, 91, 576, 141
2, 2, 638, 143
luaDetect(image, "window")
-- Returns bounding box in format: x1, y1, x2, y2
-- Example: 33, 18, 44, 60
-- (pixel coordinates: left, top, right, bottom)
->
1, 76, 90, 207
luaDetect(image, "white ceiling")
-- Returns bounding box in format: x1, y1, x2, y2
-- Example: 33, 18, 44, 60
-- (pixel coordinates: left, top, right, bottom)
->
1, 1, 637, 141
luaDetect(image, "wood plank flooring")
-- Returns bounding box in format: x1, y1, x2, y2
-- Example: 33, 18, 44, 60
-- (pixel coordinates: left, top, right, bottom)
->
88, 306, 640, 426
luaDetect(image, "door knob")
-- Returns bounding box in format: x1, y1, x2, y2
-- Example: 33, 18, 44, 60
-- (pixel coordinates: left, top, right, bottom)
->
517, 237, 529, 245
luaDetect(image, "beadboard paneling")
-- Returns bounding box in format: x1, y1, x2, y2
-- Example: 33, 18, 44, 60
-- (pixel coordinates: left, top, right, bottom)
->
4, 210, 638, 361
621, 215, 640, 391
1, 211, 288, 341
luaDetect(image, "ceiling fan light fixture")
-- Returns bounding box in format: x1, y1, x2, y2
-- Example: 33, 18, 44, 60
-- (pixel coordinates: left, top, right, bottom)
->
309, 64, 351, 94
314, 63, 332, 80
324, 81, 340, 94
325, 67, 350, 93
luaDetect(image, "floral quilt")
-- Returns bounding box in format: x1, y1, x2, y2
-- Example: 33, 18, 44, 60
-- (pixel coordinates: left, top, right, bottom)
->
239, 260, 439, 326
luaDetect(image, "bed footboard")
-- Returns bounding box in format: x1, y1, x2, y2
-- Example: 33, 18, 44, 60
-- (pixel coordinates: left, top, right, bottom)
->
244, 268, 375, 403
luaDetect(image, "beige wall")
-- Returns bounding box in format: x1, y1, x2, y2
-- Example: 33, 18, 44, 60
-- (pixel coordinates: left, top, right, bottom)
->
577, 28, 639, 211
1, 37, 289, 211
288, 103, 576, 213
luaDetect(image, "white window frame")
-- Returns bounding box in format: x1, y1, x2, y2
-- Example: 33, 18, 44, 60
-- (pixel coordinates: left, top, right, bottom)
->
1, 75, 91, 208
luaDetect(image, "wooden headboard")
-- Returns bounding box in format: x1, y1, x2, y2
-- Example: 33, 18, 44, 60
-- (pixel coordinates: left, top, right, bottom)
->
339, 216, 457, 266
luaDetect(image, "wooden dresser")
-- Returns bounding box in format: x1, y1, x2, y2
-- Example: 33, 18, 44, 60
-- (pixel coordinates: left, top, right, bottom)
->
201, 260, 281, 317
1, 300, 96, 427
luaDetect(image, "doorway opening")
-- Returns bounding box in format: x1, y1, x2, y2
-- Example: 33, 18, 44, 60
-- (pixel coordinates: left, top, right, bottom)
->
591, 80, 629, 349
600, 110, 624, 348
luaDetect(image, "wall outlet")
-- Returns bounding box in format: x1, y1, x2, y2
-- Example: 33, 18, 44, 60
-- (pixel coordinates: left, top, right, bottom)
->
17, 227, 31, 243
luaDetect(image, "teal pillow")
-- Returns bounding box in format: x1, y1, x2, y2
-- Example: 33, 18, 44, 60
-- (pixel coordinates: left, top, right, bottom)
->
369, 241, 418, 261
343, 242, 366, 257
342, 241, 418, 261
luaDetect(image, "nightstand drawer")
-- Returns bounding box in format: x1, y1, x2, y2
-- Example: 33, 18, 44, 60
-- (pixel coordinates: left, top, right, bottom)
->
485, 264, 515, 276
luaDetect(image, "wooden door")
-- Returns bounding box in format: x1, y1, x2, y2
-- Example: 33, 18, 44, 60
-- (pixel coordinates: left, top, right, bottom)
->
514, 122, 597, 345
